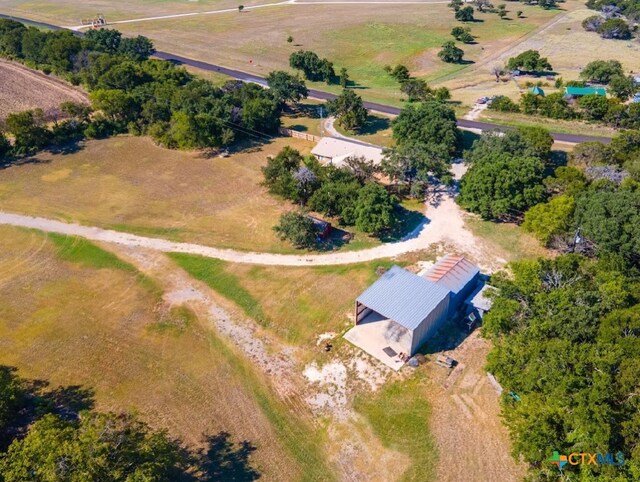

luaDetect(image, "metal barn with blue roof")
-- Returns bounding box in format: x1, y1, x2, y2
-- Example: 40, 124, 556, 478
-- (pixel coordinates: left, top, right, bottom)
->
347, 256, 481, 368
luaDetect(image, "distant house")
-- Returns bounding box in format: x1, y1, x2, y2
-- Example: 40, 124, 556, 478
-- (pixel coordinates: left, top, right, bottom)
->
344, 255, 481, 369
308, 216, 331, 239
564, 86, 606, 98
311, 137, 384, 167
528, 86, 545, 96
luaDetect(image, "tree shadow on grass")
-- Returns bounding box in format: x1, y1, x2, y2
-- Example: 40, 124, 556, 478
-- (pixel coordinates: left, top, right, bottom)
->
0, 366, 96, 452
285, 102, 321, 119
461, 130, 481, 150
345, 80, 369, 90
197, 432, 261, 481
358, 115, 391, 137
379, 205, 428, 243
286, 124, 308, 132
0, 155, 52, 170
315, 225, 354, 251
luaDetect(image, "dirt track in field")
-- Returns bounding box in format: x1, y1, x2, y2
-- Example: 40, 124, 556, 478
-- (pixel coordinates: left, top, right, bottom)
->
0, 59, 88, 120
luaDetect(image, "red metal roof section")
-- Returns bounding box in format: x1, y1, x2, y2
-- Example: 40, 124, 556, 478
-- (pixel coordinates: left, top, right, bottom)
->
423, 255, 467, 283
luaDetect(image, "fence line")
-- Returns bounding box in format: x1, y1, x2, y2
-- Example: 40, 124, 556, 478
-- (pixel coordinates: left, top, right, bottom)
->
278, 128, 321, 143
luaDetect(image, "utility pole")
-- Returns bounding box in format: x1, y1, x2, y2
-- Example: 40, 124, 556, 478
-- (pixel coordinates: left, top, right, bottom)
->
319, 105, 324, 137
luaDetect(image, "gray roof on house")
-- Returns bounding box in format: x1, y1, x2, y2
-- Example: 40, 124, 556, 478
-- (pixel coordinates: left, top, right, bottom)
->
356, 265, 450, 331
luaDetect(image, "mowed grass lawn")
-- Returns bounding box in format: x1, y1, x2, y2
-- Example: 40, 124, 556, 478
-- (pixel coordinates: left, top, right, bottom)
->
355, 374, 436, 482
107, 2, 561, 106
170, 252, 400, 345
0, 226, 334, 480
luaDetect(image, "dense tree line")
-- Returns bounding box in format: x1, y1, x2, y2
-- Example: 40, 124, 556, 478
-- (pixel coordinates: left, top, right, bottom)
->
263, 147, 398, 243
483, 255, 640, 479
0, 366, 260, 481
470, 126, 640, 479
521, 132, 640, 268
584, 0, 637, 39
0, 21, 287, 157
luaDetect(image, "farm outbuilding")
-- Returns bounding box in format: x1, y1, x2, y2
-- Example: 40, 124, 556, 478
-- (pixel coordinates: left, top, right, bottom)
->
311, 137, 384, 167
345, 256, 481, 370
564, 86, 606, 97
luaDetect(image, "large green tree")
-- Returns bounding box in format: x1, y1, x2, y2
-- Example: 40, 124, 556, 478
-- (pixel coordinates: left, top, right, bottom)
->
580, 59, 624, 83
5, 109, 50, 155
0, 412, 188, 481
458, 153, 547, 219
522, 194, 576, 245
262, 146, 303, 199
392, 101, 462, 156
506, 49, 552, 73
265, 70, 308, 106
438, 41, 465, 63
273, 210, 319, 248
326, 89, 368, 131
575, 188, 640, 265
346, 183, 398, 233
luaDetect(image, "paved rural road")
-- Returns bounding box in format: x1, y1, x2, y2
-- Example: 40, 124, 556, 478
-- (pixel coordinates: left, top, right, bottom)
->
0, 13, 612, 144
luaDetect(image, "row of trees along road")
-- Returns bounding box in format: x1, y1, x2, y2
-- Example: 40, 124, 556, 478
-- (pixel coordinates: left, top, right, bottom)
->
0, 21, 292, 158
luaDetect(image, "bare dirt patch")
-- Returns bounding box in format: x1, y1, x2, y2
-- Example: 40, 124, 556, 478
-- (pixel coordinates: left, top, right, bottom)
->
0, 59, 88, 120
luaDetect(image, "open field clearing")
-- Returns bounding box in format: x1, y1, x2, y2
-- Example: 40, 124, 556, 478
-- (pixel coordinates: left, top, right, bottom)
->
0, 0, 275, 25
169, 253, 400, 345
0, 59, 88, 120
95, 1, 560, 106
0, 225, 331, 480
437, 4, 640, 104
0, 136, 425, 253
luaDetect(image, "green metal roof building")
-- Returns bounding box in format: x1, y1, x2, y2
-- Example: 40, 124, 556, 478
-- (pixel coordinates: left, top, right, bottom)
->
564, 86, 607, 97
528, 86, 545, 96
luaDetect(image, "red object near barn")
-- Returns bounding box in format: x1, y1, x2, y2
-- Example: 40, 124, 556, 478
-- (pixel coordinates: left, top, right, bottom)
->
308, 216, 332, 240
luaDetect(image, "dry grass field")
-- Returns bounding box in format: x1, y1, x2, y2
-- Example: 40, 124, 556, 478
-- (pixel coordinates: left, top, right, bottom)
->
3, 0, 560, 106
0, 59, 88, 120
112, 2, 559, 106
0, 136, 304, 251
0, 0, 272, 25
0, 225, 330, 480
438, 3, 640, 105
0, 135, 424, 253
